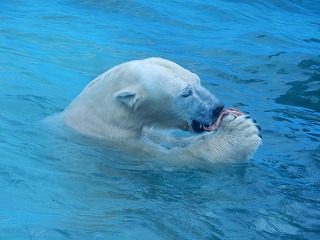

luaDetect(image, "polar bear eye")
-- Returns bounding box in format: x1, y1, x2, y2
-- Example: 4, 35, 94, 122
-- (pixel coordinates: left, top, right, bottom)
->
182, 86, 193, 97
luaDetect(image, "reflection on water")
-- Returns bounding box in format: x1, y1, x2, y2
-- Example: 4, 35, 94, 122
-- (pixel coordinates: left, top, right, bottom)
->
276, 58, 320, 112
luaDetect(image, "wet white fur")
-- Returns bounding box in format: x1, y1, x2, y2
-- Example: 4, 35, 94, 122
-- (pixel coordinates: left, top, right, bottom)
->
62, 58, 261, 163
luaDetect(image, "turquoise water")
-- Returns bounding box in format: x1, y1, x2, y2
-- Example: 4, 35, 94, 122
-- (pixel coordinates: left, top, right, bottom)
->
1, 0, 320, 239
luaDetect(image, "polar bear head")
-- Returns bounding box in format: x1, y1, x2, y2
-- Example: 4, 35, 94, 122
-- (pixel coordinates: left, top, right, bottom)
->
113, 58, 224, 133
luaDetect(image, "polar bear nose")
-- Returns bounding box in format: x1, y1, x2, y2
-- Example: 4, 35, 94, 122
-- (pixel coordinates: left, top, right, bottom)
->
212, 104, 224, 117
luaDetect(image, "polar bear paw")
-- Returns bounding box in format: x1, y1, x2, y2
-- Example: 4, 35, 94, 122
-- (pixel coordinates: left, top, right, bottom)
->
219, 114, 261, 137
215, 114, 262, 161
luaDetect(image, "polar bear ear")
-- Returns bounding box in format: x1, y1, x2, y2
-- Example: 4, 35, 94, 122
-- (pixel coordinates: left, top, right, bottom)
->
114, 89, 141, 110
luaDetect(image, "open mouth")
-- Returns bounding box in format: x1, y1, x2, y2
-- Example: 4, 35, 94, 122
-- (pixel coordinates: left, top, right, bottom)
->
191, 120, 211, 133
191, 108, 244, 133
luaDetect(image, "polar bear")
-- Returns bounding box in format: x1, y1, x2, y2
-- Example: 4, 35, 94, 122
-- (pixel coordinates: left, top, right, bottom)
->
62, 57, 261, 163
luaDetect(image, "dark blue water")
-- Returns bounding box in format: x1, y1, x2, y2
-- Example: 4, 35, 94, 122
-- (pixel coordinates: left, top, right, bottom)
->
1, 0, 320, 239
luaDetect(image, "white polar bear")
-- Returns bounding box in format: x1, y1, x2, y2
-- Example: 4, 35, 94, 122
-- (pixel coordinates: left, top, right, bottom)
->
62, 57, 261, 163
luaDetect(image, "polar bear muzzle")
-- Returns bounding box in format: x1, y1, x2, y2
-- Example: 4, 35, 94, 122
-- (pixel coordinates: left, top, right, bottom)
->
182, 85, 224, 133
191, 104, 224, 133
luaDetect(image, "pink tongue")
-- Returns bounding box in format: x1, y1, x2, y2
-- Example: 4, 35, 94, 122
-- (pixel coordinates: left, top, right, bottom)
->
205, 108, 244, 132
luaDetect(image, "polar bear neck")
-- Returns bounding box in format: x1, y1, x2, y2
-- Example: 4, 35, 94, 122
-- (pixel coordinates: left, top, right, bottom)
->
62, 103, 145, 139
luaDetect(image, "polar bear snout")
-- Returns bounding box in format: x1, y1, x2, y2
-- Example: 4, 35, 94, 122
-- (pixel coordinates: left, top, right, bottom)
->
190, 100, 224, 133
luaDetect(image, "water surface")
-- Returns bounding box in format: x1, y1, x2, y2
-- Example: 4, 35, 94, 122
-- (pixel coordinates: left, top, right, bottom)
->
0, 0, 320, 239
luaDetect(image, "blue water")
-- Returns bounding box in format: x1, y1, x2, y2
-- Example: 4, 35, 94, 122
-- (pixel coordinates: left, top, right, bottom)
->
1, 0, 320, 239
